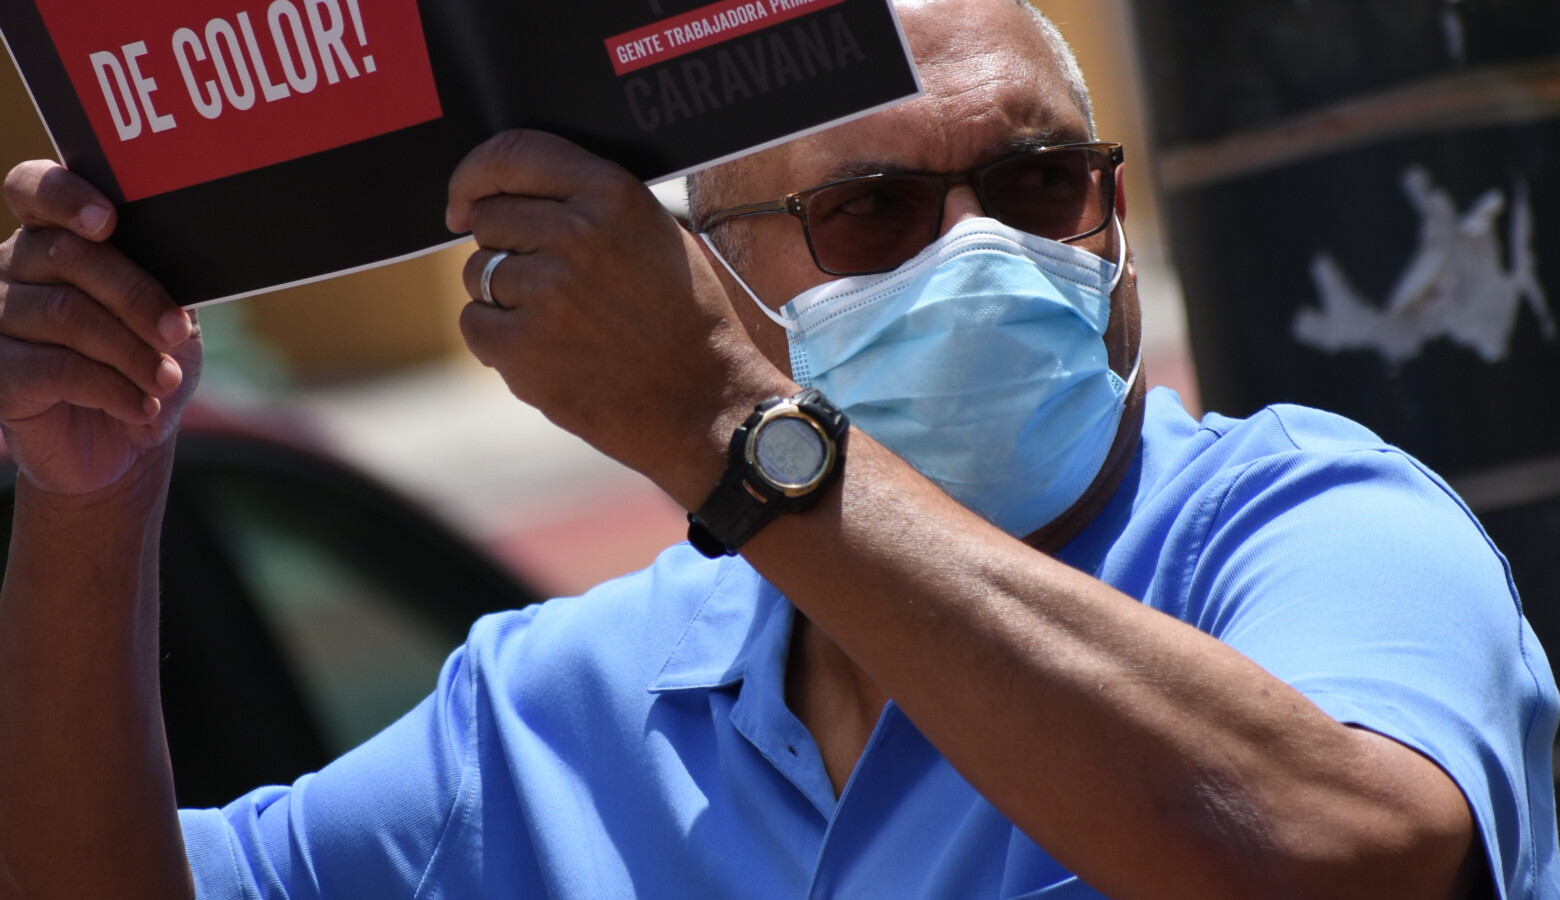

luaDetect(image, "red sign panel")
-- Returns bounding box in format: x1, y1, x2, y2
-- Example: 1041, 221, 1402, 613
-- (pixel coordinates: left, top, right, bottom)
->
605, 0, 847, 76
34, 0, 442, 201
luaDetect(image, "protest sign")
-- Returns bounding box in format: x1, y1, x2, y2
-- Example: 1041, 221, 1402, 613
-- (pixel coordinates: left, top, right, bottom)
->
0, 0, 920, 304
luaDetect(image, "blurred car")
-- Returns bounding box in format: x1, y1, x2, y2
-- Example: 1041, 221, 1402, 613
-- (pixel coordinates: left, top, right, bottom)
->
0, 403, 547, 809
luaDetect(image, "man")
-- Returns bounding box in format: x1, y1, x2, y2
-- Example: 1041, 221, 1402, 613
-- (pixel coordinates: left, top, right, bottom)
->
0, 0, 1553, 897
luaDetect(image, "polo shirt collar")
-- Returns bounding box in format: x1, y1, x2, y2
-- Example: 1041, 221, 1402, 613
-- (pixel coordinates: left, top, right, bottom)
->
648, 556, 789, 694
646, 556, 835, 815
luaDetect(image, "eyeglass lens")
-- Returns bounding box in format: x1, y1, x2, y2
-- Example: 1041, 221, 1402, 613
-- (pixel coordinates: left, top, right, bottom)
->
802, 147, 1111, 274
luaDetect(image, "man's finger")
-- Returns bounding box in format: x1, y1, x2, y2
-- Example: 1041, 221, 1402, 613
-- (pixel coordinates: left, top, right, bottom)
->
4, 161, 116, 240
465, 193, 597, 257
0, 281, 180, 398
0, 338, 157, 425
460, 244, 576, 312
446, 130, 629, 233
5, 227, 191, 353
458, 294, 528, 372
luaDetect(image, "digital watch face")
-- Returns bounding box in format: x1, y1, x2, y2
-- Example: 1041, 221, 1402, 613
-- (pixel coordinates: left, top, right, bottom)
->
754, 415, 827, 489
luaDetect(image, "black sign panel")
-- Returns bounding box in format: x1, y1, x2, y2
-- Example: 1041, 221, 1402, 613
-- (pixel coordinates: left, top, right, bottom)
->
1128, 0, 1560, 639
0, 0, 920, 304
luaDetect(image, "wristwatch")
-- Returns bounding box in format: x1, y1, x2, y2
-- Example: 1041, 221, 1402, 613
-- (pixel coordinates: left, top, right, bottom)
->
686, 389, 849, 558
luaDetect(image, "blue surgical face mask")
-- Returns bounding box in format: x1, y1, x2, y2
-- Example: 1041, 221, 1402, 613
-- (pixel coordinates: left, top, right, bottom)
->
702, 217, 1138, 539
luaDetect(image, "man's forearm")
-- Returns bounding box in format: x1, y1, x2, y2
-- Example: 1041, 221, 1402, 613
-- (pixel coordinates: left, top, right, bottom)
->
0, 453, 192, 900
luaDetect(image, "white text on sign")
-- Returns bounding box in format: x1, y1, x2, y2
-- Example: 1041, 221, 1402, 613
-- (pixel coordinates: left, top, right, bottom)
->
88, 0, 378, 141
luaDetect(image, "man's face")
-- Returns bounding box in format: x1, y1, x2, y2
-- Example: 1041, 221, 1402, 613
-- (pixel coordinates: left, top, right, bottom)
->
710, 0, 1141, 381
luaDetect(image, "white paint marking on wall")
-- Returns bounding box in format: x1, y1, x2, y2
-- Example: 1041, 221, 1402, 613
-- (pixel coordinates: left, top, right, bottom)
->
1293, 165, 1556, 366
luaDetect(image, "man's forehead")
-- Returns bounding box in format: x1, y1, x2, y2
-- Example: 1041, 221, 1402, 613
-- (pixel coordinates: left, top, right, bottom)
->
746, 0, 1085, 190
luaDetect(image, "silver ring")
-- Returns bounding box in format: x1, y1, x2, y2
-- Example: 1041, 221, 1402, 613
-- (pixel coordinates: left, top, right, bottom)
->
479, 250, 513, 307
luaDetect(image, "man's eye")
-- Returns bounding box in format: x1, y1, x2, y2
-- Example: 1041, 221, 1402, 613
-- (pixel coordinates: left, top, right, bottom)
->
834, 187, 906, 217
807, 178, 935, 230
1008, 163, 1070, 192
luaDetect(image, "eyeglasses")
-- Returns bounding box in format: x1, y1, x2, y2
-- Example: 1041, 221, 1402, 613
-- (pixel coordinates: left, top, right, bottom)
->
696, 142, 1124, 276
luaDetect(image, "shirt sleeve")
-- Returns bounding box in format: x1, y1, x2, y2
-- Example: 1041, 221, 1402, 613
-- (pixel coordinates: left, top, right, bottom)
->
1184, 444, 1560, 899
178, 606, 515, 900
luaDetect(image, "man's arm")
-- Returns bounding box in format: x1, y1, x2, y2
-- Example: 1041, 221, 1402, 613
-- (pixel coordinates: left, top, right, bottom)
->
743, 429, 1483, 900
448, 131, 1482, 900
0, 161, 199, 899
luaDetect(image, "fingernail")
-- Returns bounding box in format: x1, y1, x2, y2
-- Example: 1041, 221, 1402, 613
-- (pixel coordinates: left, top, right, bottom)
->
158, 309, 192, 346
155, 357, 182, 392
143, 395, 161, 419
74, 203, 111, 235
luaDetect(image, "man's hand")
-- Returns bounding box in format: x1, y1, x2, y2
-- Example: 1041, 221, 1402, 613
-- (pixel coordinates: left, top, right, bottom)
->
0, 161, 200, 497
447, 130, 789, 506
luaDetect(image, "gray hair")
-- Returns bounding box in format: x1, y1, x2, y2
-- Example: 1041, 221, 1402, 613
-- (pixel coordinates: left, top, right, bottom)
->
688, 0, 1097, 266
1019, 2, 1095, 135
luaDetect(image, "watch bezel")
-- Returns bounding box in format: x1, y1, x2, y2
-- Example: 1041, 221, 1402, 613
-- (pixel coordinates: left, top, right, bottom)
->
744, 401, 839, 498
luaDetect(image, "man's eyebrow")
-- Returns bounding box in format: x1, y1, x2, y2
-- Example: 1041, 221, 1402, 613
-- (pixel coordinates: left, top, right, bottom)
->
1001, 130, 1090, 154
817, 158, 915, 182
812, 132, 1093, 184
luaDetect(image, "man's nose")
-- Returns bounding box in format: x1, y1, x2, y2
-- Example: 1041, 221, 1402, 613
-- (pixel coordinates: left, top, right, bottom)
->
939, 183, 986, 236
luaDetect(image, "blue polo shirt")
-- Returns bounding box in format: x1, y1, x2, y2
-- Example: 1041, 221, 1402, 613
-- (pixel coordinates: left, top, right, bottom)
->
180, 388, 1560, 898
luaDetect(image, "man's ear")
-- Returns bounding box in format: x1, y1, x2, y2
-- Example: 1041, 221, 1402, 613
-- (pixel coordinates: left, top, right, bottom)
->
1114, 163, 1128, 223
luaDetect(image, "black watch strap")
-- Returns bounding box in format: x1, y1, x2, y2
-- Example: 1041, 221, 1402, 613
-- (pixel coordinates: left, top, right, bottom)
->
687, 389, 848, 558
686, 470, 775, 558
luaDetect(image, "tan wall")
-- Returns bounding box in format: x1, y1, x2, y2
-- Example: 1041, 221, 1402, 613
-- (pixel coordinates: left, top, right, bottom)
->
0, 61, 55, 194
236, 248, 470, 380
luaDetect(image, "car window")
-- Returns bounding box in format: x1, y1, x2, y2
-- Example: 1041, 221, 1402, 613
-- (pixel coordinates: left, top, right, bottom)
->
0, 433, 545, 808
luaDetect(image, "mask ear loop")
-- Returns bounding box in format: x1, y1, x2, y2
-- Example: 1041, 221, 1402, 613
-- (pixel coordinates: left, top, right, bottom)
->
1106, 214, 1128, 296
1105, 215, 1143, 394
698, 233, 798, 333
